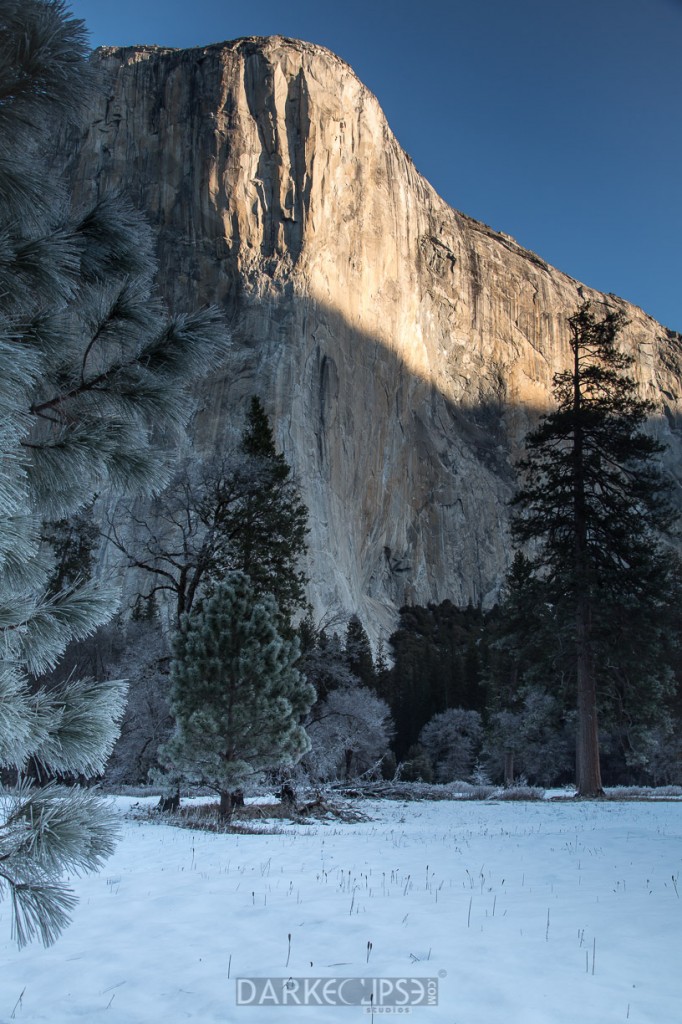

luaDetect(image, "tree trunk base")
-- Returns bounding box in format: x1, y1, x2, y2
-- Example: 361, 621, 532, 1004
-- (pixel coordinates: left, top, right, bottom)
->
157, 789, 180, 813
504, 751, 515, 787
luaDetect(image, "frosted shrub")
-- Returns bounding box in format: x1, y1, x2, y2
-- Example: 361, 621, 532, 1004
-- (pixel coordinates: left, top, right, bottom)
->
419, 708, 483, 782
305, 686, 393, 782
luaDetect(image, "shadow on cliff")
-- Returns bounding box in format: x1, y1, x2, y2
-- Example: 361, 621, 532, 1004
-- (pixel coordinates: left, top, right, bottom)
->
185, 284, 682, 614
196, 283, 682, 487
204, 287, 523, 482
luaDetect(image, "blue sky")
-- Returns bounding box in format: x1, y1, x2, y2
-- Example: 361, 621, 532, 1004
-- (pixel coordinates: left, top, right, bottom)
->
67, 0, 681, 331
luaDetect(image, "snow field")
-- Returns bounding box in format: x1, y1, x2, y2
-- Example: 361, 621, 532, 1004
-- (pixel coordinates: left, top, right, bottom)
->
1, 798, 680, 1023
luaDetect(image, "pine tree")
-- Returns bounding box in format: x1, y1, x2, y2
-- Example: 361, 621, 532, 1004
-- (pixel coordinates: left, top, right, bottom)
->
161, 573, 315, 816
387, 601, 486, 759
0, 0, 224, 945
512, 302, 679, 796
482, 552, 573, 784
485, 552, 572, 713
345, 615, 376, 688
297, 622, 357, 701
229, 397, 309, 622
373, 638, 391, 701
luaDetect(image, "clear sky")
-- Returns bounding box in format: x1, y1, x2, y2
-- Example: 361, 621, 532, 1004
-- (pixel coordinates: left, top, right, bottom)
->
67, 0, 681, 331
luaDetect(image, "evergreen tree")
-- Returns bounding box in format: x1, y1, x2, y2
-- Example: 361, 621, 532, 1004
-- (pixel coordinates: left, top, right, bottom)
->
374, 638, 392, 702
512, 302, 679, 796
109, 397, 309, 629
486, 554, 549, 702
229, 397, 309, 622
482, 552, 574, 784
297, 622, 357, 701
42, 507, 100, 597
161, 573, 315, 817
345, 615, 376, 688
484, 553, 574, 717
387, 601, 486, 759
0, 0, 224, 945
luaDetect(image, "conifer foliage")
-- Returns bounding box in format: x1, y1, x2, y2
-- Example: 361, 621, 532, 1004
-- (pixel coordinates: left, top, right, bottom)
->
229, 397, 309, 622
0, 0, 224, 945
511, 302, 679, 796
161, 573, 315, 816
345, 615, 376, 689
387, 602, 486, 760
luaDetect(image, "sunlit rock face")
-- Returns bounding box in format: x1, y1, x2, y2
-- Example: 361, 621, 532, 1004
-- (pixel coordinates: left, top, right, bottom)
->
64, 36, 682, 638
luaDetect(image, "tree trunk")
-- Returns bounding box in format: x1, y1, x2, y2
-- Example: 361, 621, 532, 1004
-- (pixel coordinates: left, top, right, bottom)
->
219, 790, 234, 818
157, 787, 180, 813
575, 604, 604, 797
504, 750, 515, 787
279, 783, 296, 807
571, 333, 603, 799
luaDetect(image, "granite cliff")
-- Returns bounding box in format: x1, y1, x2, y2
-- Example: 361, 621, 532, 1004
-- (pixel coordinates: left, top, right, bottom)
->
62, 36, 682, 638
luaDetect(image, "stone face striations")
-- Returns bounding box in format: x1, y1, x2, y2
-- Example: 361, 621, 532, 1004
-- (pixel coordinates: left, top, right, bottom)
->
64, 36, 682, 637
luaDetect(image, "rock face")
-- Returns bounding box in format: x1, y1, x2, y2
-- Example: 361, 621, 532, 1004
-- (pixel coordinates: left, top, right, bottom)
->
64, 36, 682, 638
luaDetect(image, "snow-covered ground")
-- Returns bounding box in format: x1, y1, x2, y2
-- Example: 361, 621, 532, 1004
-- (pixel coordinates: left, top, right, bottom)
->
1, 796, 680, 1023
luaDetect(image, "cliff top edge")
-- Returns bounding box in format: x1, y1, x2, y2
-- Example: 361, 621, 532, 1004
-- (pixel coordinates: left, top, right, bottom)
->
92, 35, 356, 74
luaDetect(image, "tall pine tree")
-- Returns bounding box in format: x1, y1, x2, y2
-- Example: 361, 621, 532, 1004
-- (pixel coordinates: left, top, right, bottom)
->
512, 302, 679, 796
230, 397, 309, 622
345, 615, 376, 688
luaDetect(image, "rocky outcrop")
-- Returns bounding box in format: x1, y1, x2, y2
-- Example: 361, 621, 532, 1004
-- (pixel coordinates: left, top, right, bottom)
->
63, 36, 682, 638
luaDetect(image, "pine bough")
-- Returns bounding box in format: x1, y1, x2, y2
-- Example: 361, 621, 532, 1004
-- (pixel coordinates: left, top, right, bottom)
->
0, 0, 226, 945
